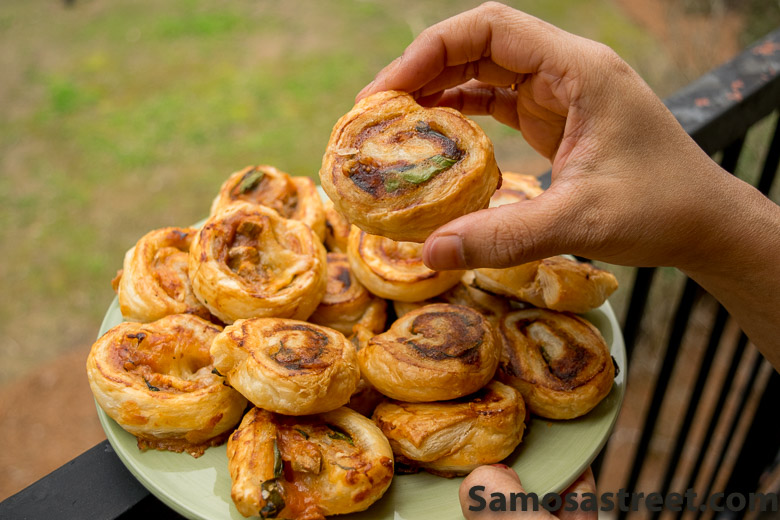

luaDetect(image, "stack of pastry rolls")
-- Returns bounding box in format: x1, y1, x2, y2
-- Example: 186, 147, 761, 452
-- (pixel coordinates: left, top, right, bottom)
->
86, 91, 620, 520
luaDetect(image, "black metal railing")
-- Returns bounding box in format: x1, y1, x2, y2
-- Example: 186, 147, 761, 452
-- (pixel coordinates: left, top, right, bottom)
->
2, 26, 779, 520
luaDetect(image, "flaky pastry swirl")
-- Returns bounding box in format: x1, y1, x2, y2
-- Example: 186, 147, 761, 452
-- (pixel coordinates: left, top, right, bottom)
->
358, 303, 501, 402
115, 227, 210, 322
489, 171, 545, 207
210, 165, 325, 240
474, 256, 618, 313
393, 271, 511, 324
347, 226, 463, 302
373, 381, 525, 477
322, 199, 351, 253
211, 318, 360, 415
228, 407, 394, 519
189, 202, 327, 323
308, 253, 387, 337
497, 308, 614, 419
320, 90, 500, 242
86, 314, 247, 456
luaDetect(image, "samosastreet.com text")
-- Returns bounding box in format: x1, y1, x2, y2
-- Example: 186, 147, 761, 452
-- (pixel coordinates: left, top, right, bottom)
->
467, 486, 778, 513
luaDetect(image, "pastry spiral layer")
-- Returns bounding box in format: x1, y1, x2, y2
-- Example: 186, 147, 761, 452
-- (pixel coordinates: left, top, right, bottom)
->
348, 226, 463, 302
357, 303, 501, 402
115, 227, 210, 323
474, 256, 618, 313
323, 199, 351, 253
373, 381, 525, 477
393, 271, 511, 323
211, 318, 360, 415
189, 202, 328, 323
497, 308, 614, 419
489, 171, 545, 207
86, 314, 247, 457
210, 165, 325, 240
308, 253, 387, 337
228, 407, 394, 519
320, 90, 500, 242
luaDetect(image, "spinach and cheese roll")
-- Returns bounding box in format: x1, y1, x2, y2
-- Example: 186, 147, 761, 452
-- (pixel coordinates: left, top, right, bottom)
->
86, 314, 247, 457
357, 303, 501, 402
347, 226, 463, 302
308, 253, 387, 337
393, 271, 512, 324
489, 171, 545, 207
322, 199, 351, 253
189, 202, 327, 323
228, 407, 394, 519
210, 165, 326, 240
497, 308, 614, 419
474, 256, 618, 313
373, 381, 525, 477
320, 90, 500, 242
114, 227, 210, 323
211, 318, 360, 415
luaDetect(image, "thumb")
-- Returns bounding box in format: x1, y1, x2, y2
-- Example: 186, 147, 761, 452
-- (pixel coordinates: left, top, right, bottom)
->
423, 189, 578, 270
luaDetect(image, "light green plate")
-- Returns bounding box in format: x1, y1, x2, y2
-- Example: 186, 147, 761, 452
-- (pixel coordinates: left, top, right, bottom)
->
96, 293, 625, 520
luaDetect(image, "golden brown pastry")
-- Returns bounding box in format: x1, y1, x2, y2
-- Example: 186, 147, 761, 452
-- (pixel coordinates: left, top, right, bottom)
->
228, 407, 394, 519
346, 377, 384, 418
308, 253, 387, 337
210, 165, 326, 240
86, 314, 247, 457
115, 227, 210, 323
322, 199, 351, 253
357, 303, 501, 402
474, 256, 618, 313
347, 226, 463, 302
211, 318, 360, 415
497, 308, 614, 419
373, 381, 525, 477
189, 202, 328, 323
393, 270, 512, 324
489, 171, 544, 207
320, 90, 500, 242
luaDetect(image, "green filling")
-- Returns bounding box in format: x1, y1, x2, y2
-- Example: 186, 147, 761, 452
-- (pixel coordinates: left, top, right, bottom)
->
327, 429, 354, 445
238, 169, 265, 193
384, 154, 458, 192
143, 378, 160, 392
272, 438, 283, 479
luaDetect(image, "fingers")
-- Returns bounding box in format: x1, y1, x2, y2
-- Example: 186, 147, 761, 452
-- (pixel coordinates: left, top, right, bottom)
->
415, 58, 524, 98
357, 2, 565, 101
557, 467, 598, 520
423, 188, 579, 270
459, 464, 553, 520
436, 80, 521, 130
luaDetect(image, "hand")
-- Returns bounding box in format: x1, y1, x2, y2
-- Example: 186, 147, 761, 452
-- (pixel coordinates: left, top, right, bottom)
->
358, 2, 780, 365
459, 465, 597, 520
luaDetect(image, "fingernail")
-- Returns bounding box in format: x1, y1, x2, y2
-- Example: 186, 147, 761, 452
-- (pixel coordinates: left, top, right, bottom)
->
424, 235, 465, 270
490, 464, 510, 470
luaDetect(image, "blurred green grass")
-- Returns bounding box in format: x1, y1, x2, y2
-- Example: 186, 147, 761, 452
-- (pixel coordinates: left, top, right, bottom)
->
0, 0, 775, 383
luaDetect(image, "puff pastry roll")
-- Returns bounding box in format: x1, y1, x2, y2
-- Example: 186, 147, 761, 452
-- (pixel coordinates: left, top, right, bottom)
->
497, 308, 614, 419
189, 202, 328, 323
393, 271, 511, 324
86, 314, 247, 457
346, 377, 384, 418
474, 256, 618, 313
210, 165, 325, 240
308, 253, 387, 337
373, 381, 525, 477
228, 407, 394, 519
348, 226, 463, 302
320, 90, 500, 242
323, 199, 351, 253
115, 227, 211, 323
211, 318, 360, 415
358, 303, 500, 402
489, 171, 545, 207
